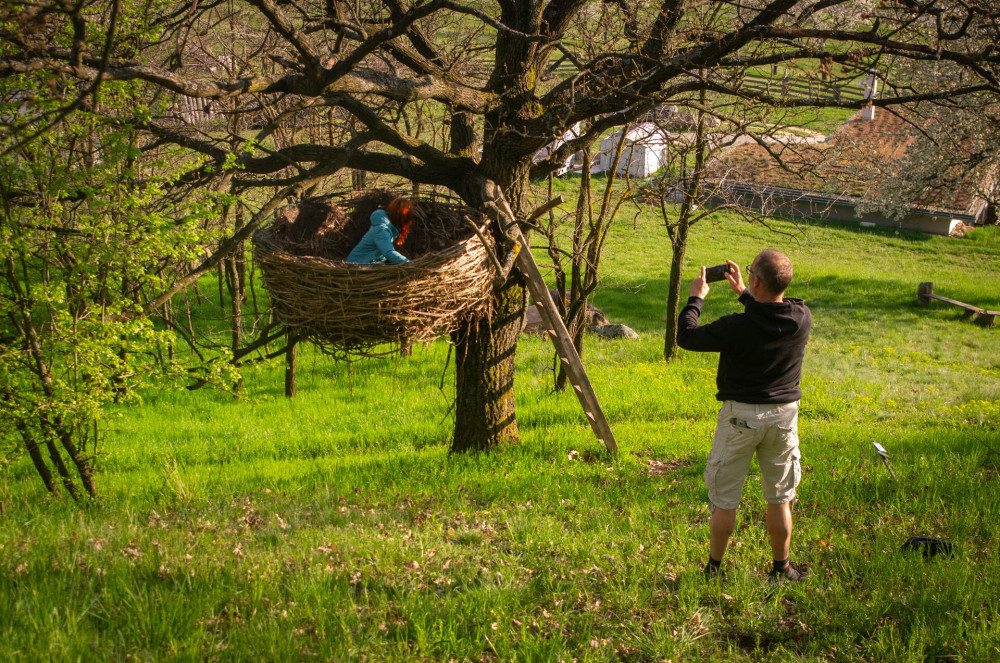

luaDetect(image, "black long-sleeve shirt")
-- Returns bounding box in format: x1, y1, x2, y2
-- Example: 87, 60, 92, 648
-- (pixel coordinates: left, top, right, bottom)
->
677, 291, 811, 404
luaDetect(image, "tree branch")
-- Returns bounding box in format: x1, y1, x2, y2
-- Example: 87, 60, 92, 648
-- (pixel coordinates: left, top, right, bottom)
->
247, 0, 323, 73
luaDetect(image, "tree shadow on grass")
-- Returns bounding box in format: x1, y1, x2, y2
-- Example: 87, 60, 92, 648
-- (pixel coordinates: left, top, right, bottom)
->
594, 272, 983, 339
785, 215, 936, 243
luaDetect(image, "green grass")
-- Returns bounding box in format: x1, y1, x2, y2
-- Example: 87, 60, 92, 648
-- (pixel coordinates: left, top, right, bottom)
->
2, 204, 1000, 661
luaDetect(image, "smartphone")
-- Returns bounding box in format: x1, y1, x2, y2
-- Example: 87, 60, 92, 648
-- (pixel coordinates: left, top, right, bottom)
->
705, 264, 731, 283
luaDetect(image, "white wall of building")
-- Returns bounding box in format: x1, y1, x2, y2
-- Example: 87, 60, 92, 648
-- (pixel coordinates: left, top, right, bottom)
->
597, 123, 672, 178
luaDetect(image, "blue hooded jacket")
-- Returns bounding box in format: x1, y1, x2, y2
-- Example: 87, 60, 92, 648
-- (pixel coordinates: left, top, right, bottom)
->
345, 209, 410, 264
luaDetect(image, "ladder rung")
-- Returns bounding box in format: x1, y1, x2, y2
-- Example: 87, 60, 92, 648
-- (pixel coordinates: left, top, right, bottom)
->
573, 384, 582, 393
585, 411, 595, 422
560, 357, 569, 365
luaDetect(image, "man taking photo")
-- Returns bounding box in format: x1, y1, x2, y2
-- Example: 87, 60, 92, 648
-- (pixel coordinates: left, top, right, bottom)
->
677, 249, 812, 582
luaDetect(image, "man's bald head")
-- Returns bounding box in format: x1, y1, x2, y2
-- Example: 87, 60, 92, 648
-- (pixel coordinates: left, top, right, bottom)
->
752, 250, 793, 297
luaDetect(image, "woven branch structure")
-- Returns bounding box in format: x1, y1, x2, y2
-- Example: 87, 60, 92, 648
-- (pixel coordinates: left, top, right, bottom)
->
252, 190, 496, 357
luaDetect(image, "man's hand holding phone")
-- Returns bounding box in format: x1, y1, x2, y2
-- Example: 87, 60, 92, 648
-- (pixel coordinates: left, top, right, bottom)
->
690, 265, 710, 299
724, 260, 745, 296
694, 261, 747, 298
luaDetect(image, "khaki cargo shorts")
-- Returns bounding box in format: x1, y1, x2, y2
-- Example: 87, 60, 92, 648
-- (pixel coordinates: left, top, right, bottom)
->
704, 400, 801, 511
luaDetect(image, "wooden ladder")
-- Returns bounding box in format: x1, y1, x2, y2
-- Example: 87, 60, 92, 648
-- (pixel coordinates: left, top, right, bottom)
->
508, 221, 619, 454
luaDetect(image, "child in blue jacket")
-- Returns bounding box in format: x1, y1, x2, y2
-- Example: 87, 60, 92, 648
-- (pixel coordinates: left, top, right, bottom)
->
346, 198, 413, 264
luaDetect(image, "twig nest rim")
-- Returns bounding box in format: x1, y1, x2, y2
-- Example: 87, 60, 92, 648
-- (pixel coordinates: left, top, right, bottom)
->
252, 194, 496, 358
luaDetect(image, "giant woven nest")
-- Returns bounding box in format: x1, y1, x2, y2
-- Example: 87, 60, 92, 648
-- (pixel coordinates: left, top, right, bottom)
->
252, 190, 496, 357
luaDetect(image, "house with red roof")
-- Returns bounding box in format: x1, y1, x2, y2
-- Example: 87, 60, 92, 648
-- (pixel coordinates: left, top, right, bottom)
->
705, 107, 997, 236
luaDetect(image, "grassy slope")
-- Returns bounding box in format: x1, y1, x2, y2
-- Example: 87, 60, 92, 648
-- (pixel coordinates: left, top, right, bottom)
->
2, 205, 1000, 662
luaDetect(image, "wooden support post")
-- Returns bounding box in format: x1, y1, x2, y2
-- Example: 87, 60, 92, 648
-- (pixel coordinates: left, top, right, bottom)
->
975, 311, 997, 328
284, 334, 298, 398
917, 282, 933, 306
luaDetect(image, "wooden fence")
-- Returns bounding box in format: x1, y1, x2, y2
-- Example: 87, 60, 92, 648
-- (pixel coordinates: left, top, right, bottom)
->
542, 59, 866, 103
742, 73, 865, 102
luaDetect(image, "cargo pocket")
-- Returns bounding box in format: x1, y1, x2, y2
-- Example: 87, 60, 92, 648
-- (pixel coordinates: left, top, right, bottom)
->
775, 447, 802, 503
765, 445, 801, 504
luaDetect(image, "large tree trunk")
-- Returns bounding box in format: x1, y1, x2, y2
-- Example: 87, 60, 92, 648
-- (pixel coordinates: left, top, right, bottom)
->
451, 270, 526, 452
451, 166, 531, 452
448, 3, 545, 452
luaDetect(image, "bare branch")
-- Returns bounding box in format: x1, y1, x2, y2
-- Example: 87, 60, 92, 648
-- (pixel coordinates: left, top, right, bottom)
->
247, 0, 323, 73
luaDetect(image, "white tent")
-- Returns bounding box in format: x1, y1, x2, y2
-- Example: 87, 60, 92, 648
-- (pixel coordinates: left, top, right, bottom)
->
597, 123, 672, 178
